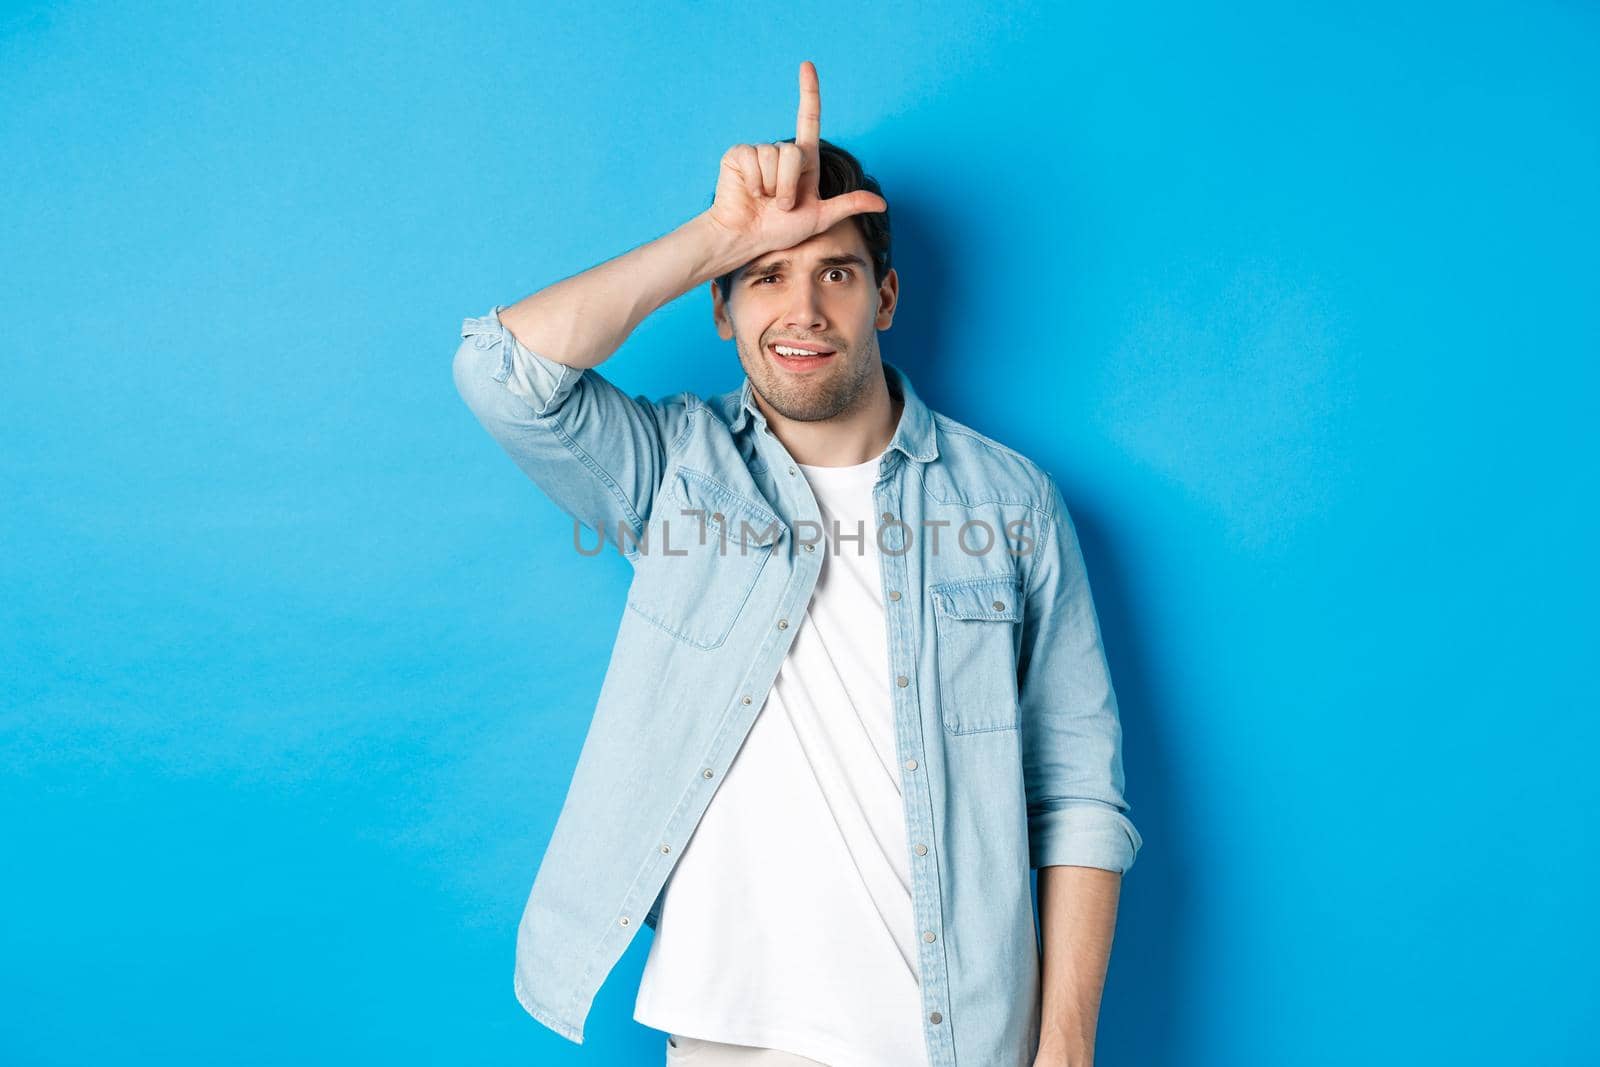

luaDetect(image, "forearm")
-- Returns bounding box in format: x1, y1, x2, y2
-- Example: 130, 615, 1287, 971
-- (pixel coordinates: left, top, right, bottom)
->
1036, 864, 1121, 1063
498, 211, 755, 371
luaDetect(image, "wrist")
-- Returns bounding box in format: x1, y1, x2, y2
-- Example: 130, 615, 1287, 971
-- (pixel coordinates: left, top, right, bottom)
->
683, 210, 760, 282
1037, 1025, 1094, 1061
1034, 1040, 1094, 1067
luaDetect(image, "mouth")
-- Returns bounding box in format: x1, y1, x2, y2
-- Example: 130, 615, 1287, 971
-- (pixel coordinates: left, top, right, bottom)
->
767, 339, 838, 373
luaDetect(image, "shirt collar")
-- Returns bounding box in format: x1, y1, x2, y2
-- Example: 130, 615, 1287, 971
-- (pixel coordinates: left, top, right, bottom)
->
727, 358, 939, 464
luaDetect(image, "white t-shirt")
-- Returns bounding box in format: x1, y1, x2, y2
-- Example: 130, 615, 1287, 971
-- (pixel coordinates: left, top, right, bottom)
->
633, 448, 929, 1067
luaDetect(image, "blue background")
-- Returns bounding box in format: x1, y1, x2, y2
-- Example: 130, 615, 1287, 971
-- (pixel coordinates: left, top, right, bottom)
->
4, 2, 1595, 1063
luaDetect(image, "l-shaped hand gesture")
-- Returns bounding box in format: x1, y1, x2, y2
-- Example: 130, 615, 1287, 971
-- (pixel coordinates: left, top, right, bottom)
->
706, 61, 887, 254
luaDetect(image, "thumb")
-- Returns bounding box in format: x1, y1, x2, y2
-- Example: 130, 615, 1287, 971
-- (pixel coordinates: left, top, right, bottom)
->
817, 190, 888, 231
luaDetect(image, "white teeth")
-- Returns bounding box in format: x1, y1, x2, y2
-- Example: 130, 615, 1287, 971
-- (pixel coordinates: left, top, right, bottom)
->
774, 345, 828, 357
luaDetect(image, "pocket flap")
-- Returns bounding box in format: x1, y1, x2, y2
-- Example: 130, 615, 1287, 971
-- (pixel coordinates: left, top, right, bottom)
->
932, 574, 1022, 621
669, 467, 785, 548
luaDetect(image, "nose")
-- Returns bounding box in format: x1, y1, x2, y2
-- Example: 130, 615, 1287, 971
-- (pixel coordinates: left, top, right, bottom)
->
783, 281, 826, 333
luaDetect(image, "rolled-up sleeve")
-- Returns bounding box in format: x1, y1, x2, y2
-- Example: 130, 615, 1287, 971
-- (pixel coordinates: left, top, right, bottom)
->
451, 305, 692, 559
472, 305, 586, 417
1017, 474, 1143, 873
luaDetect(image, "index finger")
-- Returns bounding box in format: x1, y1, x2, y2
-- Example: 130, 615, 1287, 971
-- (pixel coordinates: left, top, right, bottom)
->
794, 60, 820, 149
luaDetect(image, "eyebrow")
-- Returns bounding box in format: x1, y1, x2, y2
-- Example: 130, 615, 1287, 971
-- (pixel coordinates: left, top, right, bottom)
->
739, 253, 869, 281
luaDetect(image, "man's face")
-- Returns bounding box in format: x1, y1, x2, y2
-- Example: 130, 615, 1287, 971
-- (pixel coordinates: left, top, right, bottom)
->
713, 218, 898, 424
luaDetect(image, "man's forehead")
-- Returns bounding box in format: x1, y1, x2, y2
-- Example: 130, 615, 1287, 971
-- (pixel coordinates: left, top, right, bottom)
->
736, 241, 867, 278
734, 221, 869, 278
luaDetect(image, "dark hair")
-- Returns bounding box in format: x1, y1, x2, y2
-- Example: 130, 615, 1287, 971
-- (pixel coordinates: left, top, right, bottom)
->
712, 137, 892, 303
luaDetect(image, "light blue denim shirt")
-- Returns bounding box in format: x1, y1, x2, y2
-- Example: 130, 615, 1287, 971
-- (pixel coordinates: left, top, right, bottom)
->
452, 304, 1142, 1066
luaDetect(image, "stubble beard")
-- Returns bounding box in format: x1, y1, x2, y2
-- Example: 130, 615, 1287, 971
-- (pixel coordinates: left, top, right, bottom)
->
738, 332, 881, 424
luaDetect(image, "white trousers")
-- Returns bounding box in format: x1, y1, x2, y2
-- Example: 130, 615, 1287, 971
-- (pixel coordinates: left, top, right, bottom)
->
665, 1033, 831, 1065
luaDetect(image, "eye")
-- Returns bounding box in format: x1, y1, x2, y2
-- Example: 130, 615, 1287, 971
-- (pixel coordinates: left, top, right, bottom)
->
824, 268, 852, 282
753, 274, 778, 286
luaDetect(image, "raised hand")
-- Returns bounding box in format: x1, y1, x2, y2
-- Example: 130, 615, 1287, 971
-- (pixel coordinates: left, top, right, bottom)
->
705, 60, 887, 257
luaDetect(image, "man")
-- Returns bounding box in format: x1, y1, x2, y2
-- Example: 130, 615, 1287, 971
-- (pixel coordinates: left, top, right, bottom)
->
452, 60, 1141, 1067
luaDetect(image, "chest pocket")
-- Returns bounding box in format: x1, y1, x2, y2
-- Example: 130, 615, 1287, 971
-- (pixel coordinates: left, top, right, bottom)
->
624, 466, 784, 650
931, 573, 1023, 734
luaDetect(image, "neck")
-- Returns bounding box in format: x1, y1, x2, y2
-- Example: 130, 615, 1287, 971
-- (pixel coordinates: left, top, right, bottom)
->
760, 364, 901, 467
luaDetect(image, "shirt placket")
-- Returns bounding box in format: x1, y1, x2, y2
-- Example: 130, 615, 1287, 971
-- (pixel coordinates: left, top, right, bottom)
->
874, 458, 956, 1066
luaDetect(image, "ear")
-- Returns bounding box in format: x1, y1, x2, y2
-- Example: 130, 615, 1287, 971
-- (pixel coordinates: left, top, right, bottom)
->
875, 267, 899, 331
711, 280, 734, 340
